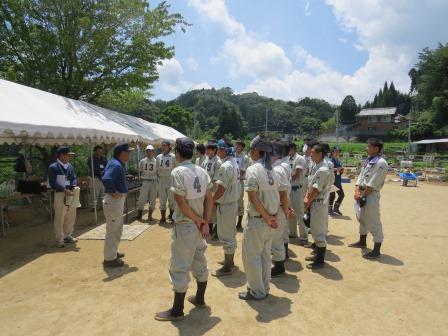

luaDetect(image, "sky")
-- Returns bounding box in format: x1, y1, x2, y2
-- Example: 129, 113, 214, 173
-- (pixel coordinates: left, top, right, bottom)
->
152, 0, 448, 105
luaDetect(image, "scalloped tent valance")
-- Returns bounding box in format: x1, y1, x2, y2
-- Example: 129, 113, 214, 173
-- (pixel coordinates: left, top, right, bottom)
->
0, 79, 185, 146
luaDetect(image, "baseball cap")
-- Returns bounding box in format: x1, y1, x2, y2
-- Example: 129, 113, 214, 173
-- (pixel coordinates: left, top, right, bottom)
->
250, 135, 272, 152
145, 145, 154, 151
176, 137, 195, 150
161, 140, 171, 146
113, 143, 134, 155
57, 146, 75, 155
206, 140, 217, 148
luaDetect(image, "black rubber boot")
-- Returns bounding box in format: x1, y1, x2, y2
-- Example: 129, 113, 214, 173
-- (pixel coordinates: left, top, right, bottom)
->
148, 209, 154, 222
284, 243, 289, 260
211, 224, 218, 241
137, 209, 143, 220
160, 210, 167, 224
333, 203, 342, 215
212, 254, 234, 277
348, 234, 367, 248
363, 242, 382, 259
236, 216, 243, 232
187, 281, 208, 308
271, 260, 286, 277
306, 246, 326, 269
155, 292, 185, 321
168, 209, 174, 222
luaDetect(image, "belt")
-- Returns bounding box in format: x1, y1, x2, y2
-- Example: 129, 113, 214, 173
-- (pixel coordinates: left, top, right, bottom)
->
142, 178, 156, 181
314, 199, 325, 203
249, 213, 277, 218
291, 185, 302, 190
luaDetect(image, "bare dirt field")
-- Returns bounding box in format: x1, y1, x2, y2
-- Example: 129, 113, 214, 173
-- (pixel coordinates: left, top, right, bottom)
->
1, 181, 447, 336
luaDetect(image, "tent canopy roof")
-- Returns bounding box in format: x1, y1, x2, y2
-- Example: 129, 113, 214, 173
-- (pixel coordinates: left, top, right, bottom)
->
0, 79, 185, 146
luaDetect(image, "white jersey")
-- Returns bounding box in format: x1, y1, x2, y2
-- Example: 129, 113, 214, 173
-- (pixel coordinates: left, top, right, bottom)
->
139, 157, 157, 180
202, 155, 221, 181
156, 153, 175, 177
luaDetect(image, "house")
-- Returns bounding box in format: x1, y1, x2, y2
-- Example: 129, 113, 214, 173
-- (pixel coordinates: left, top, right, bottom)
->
410, 138, 448, 153
351, 107, 407, 139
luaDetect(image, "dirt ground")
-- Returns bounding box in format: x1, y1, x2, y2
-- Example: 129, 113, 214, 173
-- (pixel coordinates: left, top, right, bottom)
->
1, 181, 447, 336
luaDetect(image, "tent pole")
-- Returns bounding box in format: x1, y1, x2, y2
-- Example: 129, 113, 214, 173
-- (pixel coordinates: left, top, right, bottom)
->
90, 141, 98, 225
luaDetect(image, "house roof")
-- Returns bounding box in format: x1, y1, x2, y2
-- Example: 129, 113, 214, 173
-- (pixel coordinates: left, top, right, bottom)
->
412, 138, 448, 145
357, 107, 397, 116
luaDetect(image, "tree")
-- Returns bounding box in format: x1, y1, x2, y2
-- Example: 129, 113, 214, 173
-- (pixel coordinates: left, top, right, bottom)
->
0, 0, 188, 102
216, 104, 245, 139
158, 105, 192, 135
340, 95, 357, 124
410, 43, 448, 130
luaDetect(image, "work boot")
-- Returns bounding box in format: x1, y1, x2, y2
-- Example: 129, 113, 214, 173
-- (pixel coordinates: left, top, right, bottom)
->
187, 281, 208, 308
306, 246, 326, 269
284, 243, 290, 260
160, 210, 167, 224
155, 292, 186, 321
363, 242, 382, 259
168, 209, 174, 222
333, 203, 343, 215
271, 261, 286, 277
137, 209, 143, 220
148, 209, 154, 222
212, 254, 235, 277
103, 257, 124, 268
348, 234, 367, 248
236, 216, 243, 232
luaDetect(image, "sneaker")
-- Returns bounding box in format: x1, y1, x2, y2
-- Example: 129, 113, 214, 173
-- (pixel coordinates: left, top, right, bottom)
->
57, 241, 65, 248
103, 258, 124, 268
64, 236, 78, 243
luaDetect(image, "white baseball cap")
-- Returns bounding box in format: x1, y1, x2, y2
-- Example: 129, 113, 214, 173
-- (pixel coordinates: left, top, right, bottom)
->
145, 145, 154, 151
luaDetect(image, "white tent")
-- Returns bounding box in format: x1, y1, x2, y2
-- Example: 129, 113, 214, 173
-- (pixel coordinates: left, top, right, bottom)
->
0, 79, 185, 145
0, 78, 186, 225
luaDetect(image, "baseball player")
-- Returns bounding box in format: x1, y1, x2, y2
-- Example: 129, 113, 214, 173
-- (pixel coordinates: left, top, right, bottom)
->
321, 143, 336, 215
202, 140, 221, 239
288, 142, 308, 245
271, 140, 292, 277
304, 143, 330, 269
157, 140, 176, 224
212, 139, 240, 277
155, 137, 213, 322
329, 146, 345, 215
86, 145, 107, 211
234, 139, 250, 231
102, 143, 133, 267
195, 143, 206, 167
137, 145, 158, 222
48, 146, 78, 248
239, 135, 279, 301
349, 138, 388, 259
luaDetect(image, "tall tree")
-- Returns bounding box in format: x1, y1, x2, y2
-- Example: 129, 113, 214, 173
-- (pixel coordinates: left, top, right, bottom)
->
340, 95, 357, 124
158, 105, 192, 135
0, 0, 188, 102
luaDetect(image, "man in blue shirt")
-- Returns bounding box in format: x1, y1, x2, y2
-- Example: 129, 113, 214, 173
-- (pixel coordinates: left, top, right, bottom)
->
102, 143, 133, 267
86, 145, 108, 211
48, 146, 78, 248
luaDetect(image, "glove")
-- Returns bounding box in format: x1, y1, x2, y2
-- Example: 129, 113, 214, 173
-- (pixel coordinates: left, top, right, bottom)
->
359, 196, 367, 208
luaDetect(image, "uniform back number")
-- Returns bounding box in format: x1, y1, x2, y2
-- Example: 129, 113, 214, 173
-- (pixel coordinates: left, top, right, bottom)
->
193, 176, 202, 193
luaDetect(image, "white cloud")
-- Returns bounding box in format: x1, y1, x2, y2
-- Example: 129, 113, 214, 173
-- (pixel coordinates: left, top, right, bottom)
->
188, 0, 245, 35
190, 0, 292, 80
157, 58, 212, 97
294, 46, 330, 74
187, 57, 199, 71
338, 37, 348, 44
220, 35, 292, 79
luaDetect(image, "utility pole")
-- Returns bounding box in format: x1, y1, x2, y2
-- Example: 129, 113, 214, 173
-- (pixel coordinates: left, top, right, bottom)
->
265, 107, 268, 133
193, 110, 196, 139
